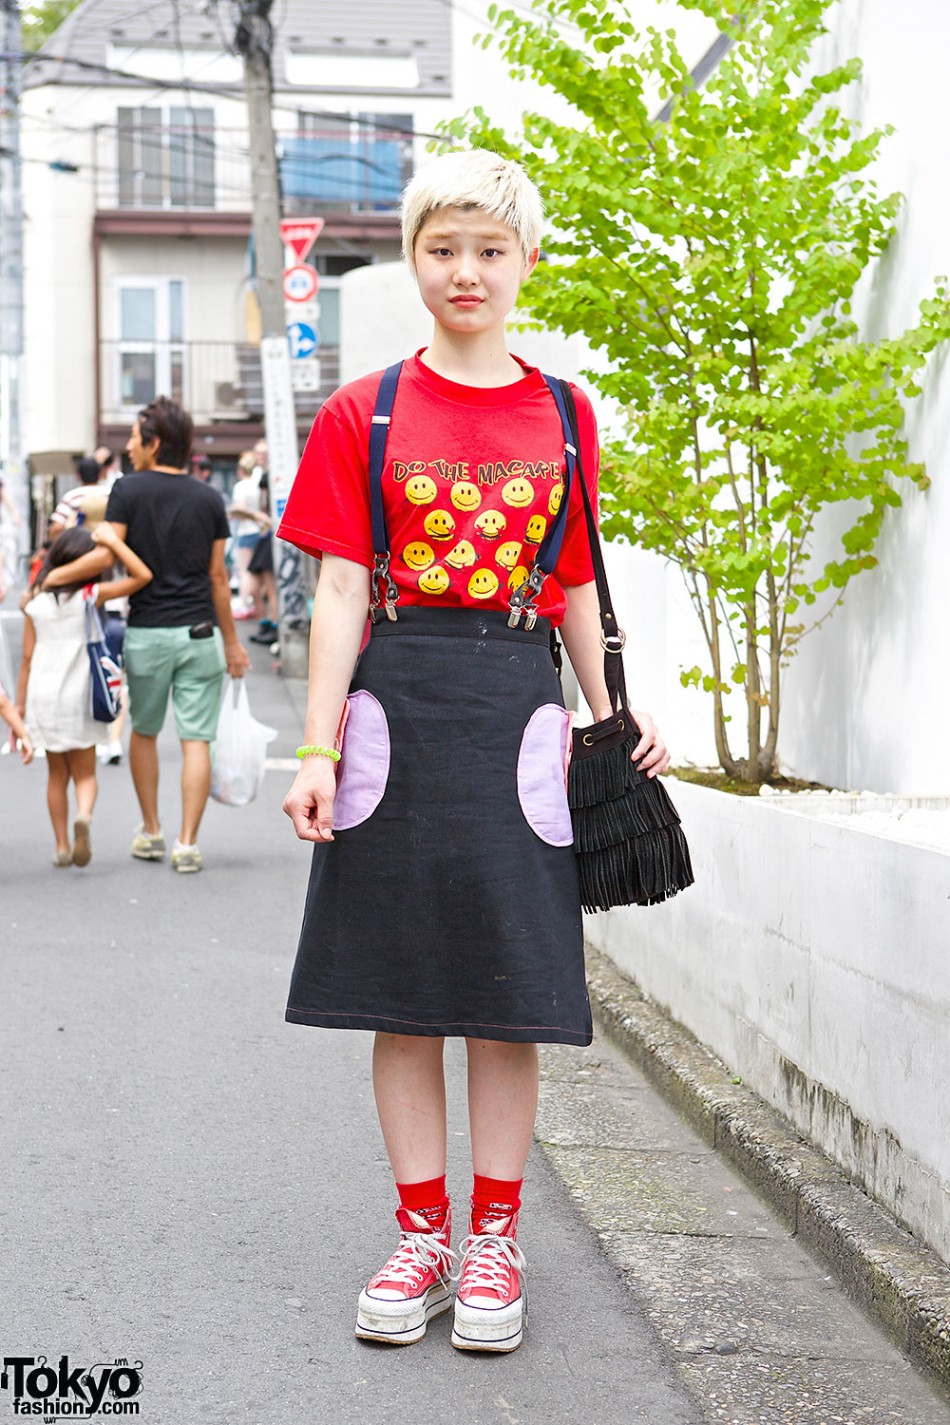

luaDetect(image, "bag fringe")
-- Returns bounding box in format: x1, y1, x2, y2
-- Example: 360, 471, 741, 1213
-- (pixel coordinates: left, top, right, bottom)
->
575, 822, 694, 913
568, 735, 694, 911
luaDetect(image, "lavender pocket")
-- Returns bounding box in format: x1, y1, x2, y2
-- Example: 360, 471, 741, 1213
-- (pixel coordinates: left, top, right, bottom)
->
516, 704, 574, 847
334, 690, 391, 831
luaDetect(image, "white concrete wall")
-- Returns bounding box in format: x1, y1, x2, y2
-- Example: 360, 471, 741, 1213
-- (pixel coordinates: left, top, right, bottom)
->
587, 782, 950, 1264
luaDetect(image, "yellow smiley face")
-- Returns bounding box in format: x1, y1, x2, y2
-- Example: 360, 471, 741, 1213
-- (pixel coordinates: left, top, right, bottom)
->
402, 541, 435, 571
418, 565, 450, 595
423, 508, 456, 542
508, 565, 529, 591
524, 514, 547, 545
405, 475, 438, 505
450, 481, 482, 512
501, 477, 533, 508
468, 568, 500, 601
474, 509, 507, 540
548, 483, 565, 516
445, 539, 477, 569
495, 541, 521, 571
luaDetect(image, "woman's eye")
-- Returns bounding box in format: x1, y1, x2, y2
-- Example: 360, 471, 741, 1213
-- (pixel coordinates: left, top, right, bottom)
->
482, 248, 502, 258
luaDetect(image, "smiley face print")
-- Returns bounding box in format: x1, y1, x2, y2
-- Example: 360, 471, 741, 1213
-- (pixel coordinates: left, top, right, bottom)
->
403, 541, 435, 571
423, 508, 456, 542
501, 477, 533, 509
524, 514, 547, 545
495, 541, 521, 571
418, 565, 449, 595
405, 475, 438, 505
508, 565, 529, 591
548, 483, 564, 516
474, 509, 507, 541
468, 568, 500, 601
450, 481, 482, 513
445, 539, 477, 569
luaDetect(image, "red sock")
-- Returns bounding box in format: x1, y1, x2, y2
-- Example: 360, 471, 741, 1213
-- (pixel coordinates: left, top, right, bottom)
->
395, 1175, 449, 1232
471, 1174, 522, 1234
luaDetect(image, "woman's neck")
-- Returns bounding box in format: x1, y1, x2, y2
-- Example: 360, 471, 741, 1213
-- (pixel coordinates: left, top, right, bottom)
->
420, 326, 524, 388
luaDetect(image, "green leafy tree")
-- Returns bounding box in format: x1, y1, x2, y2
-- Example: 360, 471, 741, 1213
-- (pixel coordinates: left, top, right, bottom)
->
443, 0, 950, 782
22, 0, 81, 52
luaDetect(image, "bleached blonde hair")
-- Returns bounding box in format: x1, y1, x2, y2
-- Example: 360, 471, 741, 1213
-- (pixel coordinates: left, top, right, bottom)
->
401, 150, 543, 277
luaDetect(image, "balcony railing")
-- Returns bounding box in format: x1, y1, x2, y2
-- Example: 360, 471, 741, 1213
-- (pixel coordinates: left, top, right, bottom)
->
94, 121, 408, 214
99, 340, 341, 425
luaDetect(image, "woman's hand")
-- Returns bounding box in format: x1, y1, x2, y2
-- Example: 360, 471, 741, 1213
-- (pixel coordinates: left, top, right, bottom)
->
92, 522, 120, 551
18, 730, 34, 765
629, 708, 671, 778
283, 758, 338, 842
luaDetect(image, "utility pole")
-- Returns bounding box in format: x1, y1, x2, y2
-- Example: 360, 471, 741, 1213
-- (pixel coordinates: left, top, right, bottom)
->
0, 0, 27, 572
232, 0, 309, 676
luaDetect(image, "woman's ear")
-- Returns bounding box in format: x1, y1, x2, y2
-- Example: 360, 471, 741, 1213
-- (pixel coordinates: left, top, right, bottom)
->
523, 247, 540, 280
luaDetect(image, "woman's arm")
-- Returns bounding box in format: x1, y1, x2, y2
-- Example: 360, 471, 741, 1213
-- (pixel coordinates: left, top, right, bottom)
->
0, 690, 33, 763
282, 553, 370, 843
16, 614, 35, 714
560, 580, 670, 777
92, 524, 152, 605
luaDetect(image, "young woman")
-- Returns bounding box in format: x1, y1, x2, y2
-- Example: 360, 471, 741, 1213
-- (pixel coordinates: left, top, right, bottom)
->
280, 151, 670, 1353
18, 524, 152, 866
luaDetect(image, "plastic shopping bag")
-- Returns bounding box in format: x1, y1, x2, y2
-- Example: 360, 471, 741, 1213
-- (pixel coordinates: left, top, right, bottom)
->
210, 678, 277, 807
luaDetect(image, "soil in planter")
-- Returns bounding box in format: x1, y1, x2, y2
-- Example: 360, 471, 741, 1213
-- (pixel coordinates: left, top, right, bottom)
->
671, 766, 834, 797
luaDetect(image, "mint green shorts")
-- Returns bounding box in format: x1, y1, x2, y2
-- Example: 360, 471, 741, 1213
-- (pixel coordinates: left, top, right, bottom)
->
124, 626, 226, 742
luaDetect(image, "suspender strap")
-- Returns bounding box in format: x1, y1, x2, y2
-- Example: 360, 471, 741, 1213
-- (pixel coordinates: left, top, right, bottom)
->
506, 372, 576, 627
556, 378, 628, 711
369, 361, 404, 620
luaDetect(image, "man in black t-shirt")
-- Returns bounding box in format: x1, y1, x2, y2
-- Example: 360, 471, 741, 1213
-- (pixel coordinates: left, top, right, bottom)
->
76, 397, 250, 872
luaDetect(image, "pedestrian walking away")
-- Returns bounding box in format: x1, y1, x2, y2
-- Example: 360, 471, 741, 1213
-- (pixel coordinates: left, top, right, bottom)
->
16, 523, 151, 866
42, 397, 251, 873
280, 151, 671, 1355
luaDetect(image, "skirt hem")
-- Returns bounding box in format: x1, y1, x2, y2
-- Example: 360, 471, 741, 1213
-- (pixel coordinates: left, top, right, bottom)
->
285, 1005, 592, 1046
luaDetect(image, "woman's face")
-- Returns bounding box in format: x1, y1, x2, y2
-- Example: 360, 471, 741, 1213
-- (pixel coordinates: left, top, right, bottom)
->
126, 421, 157, 472
413, 207, 538, 340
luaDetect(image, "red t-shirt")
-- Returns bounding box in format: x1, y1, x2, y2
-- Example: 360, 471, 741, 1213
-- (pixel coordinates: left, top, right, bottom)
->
278, 351, 599, 626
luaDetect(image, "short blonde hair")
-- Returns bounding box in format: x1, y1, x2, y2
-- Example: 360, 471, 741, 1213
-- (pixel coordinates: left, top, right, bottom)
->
401, 150, 543, 276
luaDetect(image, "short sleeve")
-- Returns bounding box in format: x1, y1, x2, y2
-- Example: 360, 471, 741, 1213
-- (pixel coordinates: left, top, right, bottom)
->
105, 480, 129, 525
277, 398, 373, 569
553, 386, 599, 587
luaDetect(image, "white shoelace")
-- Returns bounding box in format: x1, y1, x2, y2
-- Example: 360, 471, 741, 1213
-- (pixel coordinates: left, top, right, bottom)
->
372, 1231, 455, 1289
455, 1230, 527, 1295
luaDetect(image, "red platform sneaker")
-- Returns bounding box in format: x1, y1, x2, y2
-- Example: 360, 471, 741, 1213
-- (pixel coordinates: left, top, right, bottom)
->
451, 1212, 527, 1353
356, 1207, 455, 1345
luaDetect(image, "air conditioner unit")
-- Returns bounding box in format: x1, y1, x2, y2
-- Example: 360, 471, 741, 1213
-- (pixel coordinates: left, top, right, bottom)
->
215, 381, 239, 408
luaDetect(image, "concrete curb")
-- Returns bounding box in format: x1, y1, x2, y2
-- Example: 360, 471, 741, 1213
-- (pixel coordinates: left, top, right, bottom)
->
585, 944, 950, 1398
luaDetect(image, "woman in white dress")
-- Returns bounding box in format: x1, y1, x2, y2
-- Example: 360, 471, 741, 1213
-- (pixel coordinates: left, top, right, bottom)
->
18, 524, 152, 866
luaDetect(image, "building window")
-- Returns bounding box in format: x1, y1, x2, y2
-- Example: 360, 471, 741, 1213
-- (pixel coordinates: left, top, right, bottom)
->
117, 107, 215, 209
280, 113, 412, 212
116, 278, 186, 410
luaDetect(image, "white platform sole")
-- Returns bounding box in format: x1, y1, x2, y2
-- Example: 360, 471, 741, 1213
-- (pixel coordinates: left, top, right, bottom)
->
355, 1282, 452, 1345
450, 1294, 526, 1353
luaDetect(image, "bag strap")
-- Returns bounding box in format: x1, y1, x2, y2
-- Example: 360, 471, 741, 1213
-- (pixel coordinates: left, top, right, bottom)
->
368, 360, 404, 620
555, 379, 628, 712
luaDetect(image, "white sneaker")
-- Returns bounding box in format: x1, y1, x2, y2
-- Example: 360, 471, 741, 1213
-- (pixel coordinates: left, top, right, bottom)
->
171, 841, 202, 874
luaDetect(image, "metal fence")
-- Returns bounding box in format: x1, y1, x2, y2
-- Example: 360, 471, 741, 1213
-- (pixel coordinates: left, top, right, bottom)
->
98, 340, 341, 424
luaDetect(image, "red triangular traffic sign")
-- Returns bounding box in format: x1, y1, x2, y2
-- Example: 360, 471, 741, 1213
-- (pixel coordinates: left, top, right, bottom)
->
280, 218, 325, 263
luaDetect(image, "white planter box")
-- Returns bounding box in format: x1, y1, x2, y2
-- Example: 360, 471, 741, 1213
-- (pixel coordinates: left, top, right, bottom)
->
586, 780, 950, 1265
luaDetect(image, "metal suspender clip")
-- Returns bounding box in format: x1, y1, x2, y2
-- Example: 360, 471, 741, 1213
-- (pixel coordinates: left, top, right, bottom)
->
370, 552, 399, 622
507, 565, 546, 629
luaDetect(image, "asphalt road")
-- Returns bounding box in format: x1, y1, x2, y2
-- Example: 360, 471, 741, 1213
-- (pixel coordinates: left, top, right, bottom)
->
0, 643, 702, 1425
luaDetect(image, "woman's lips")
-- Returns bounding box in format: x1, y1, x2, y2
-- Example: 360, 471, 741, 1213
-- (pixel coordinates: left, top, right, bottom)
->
450, 296, 484, 307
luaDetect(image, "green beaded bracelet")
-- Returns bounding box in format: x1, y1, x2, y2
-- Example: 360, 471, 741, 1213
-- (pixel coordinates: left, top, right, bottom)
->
295, 744, 341, 762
